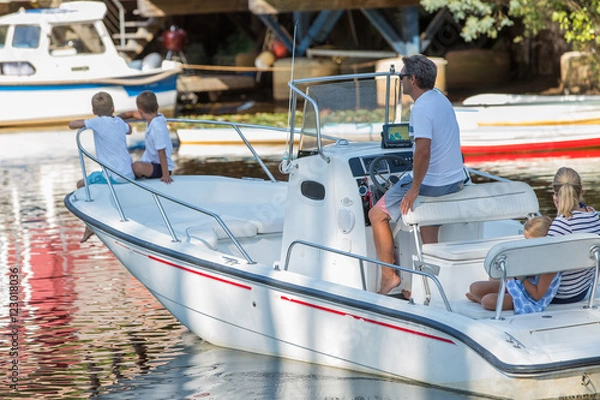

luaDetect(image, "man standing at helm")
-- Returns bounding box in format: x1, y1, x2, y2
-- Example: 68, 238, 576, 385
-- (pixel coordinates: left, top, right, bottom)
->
368, 54, 465, 296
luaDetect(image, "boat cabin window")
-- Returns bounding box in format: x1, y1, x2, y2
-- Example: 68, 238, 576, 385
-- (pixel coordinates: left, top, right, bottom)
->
0, 61, 35, 76
0, 25, 7, 48
13, 25, 40, 48
49, 24, 105, 56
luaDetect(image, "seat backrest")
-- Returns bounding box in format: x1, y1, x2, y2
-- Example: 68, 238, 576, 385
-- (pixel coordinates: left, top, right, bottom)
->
401, 182, 539, 227
484, 233, 600, 279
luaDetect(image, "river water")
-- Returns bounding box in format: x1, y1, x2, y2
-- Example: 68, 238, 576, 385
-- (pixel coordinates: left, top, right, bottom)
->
1, 127, 600, 400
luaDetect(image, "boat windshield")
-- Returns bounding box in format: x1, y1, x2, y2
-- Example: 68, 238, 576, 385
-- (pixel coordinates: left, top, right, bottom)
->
49, 23, 105, 56
13, 25, 41, 48
292, 72, 401, 158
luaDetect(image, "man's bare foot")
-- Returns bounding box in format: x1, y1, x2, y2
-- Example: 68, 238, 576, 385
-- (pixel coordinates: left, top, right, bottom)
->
378, 274, 401, 295
465, 292, 481, 303
80, 226, 94, 243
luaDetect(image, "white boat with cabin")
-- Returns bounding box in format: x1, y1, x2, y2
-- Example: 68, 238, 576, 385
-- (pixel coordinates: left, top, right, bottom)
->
0, 1, 179, 127
65, 70, 600, 399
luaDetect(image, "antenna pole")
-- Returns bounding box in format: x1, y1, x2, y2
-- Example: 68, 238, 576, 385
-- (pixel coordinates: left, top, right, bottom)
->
280, 20, 299, 174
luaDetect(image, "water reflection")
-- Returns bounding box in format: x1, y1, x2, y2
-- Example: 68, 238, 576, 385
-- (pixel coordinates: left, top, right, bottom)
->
0, 137, 187, 399
98, 332, 480, 400
1, 129, 600, 399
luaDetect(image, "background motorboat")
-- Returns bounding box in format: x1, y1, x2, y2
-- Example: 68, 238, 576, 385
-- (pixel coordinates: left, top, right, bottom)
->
0, 1, 180, 127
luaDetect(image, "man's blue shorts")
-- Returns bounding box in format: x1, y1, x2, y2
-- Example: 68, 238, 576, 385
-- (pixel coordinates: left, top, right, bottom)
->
380, 174, 464, 221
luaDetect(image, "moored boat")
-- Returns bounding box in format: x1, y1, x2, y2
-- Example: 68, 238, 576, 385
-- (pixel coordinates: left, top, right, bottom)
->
65, 69, 600, 399
455, 93, 600, 128
0, 1, 180, 127
460, 123, 600, 158
454, 93, 600, 157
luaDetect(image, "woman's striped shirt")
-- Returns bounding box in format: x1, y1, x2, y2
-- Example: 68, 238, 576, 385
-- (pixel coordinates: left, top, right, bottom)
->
547, 209, 600, 300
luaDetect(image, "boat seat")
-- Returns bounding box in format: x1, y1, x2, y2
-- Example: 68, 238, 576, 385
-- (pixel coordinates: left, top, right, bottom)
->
423, 235, 522, 261
186, 219, 259, 250
397, 181, 539, 305
184, 207, 285, 250
484, 233, 600, 317
401, 181, 539, 227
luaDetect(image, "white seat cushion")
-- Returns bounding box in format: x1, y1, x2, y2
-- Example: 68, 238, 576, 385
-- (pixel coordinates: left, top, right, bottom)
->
402, 182, 539, 227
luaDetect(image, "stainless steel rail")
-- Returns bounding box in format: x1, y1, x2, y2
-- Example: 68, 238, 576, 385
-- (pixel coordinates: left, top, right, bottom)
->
282, 239, 452, 311
168, 118, 288, 183
75, 119, 290, 264
286, 70, 398, 164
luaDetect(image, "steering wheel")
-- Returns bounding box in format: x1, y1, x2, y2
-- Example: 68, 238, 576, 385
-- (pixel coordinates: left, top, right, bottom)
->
368, 154, 412, 193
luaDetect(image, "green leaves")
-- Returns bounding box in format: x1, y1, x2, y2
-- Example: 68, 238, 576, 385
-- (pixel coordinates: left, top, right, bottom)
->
422, 0, 513, 41
421, 0, 600, 48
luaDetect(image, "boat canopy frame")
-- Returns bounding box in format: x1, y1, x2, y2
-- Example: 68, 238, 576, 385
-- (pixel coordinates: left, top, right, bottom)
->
285, 68, 400, 164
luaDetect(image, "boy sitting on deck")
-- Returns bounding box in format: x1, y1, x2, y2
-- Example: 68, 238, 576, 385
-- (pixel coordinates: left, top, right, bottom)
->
69, 91, 135, 243
118, 90, 175, 184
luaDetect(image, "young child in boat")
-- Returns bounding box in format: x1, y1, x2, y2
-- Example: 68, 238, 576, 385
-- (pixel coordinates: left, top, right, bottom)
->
69, 91, 135, 188
466, 215, 560, 314
69, 91, 135, 243
118, 90, 174, 184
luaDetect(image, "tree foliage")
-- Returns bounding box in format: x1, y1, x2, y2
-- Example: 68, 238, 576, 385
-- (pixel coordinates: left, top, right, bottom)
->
421, 0, 600, 51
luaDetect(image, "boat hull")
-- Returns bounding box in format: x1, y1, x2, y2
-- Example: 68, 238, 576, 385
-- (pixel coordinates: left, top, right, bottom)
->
81, 219, 600, 400
456, 93, 600, 127
0, 71, 178, 127
460, 124, 600, 159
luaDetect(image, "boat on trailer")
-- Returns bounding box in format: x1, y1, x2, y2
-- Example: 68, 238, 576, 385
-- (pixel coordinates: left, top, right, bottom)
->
65, 69, 600, 399
0, 1, 179, 127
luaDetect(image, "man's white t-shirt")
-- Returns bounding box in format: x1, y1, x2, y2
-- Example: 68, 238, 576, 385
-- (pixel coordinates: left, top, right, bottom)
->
85, 116, 134, 182
409, 88, 464, 187
140, 114, 175, 171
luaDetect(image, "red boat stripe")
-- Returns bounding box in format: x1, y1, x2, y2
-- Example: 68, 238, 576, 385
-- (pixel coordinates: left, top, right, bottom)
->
114, 241, 451, 343
281, 296, 455, 344
461, 137, 600, 155
147, 254, 252, 290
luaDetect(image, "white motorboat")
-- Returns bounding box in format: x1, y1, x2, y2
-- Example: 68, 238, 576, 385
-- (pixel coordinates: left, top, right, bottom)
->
454, 93, 600, 158
459, 123, 600, 160
65, 70, 600, 399
455, 93, 600, 128
0, 1, 180, 127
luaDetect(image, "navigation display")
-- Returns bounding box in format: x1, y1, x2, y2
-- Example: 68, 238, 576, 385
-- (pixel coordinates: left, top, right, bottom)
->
381, 123, 412, 148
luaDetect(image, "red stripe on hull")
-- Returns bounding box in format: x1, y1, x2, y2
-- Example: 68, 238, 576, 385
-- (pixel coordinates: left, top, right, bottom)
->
143, 252, 253, 290
281, 296, 455, 344
462, 138, 600, 162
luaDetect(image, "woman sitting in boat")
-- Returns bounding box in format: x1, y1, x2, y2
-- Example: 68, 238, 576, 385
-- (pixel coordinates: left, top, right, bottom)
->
466, 215, 561, 314
467, 166, 600, 313
548, 167, 600, 304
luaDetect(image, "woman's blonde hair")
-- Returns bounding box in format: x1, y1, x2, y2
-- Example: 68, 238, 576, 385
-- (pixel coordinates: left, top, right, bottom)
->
552, 167, 583, 218
524, 215, 552, 238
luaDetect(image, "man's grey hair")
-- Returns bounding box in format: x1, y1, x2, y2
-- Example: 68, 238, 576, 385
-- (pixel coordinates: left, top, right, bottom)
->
402, 54, 437, 90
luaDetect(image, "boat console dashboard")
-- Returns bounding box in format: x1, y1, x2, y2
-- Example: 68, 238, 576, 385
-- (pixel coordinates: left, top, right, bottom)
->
348, 150, 413, 225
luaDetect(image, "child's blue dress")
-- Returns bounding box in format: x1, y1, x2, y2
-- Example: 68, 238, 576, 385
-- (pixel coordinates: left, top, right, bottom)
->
506, 274, 561, 314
